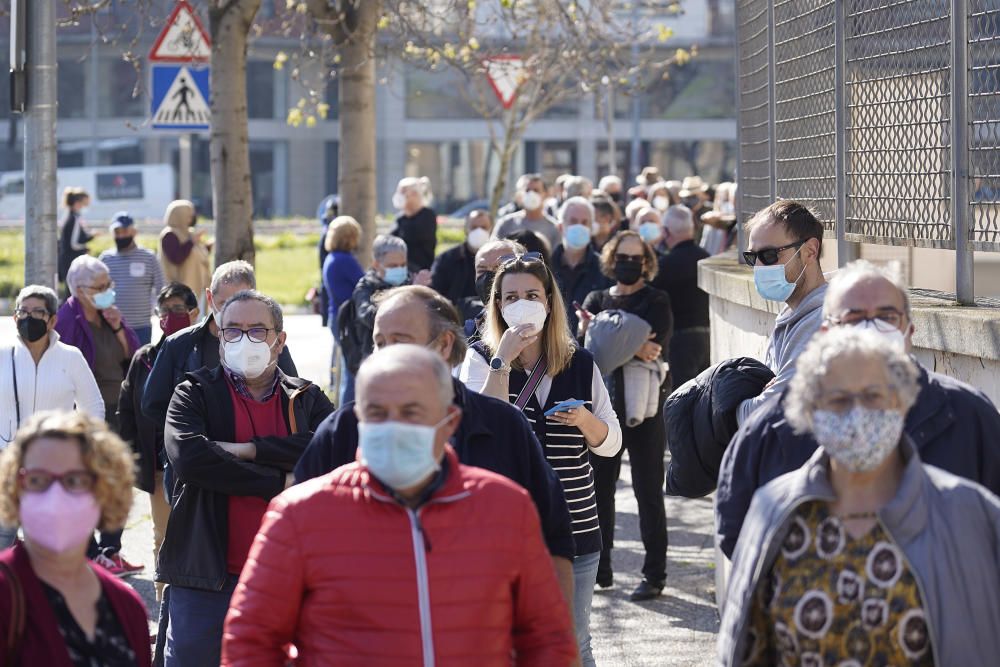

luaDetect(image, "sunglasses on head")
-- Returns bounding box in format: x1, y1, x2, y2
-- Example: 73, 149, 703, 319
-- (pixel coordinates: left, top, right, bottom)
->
498, 251, 544, 268
742, 239, 806, 267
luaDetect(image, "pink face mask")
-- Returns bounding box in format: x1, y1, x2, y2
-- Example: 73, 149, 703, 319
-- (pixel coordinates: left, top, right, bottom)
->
19, 483, 101, 553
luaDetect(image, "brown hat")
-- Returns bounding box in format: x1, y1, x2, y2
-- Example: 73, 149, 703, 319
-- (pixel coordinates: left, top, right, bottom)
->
678, 176, 709, 198
635, 166, 662, 186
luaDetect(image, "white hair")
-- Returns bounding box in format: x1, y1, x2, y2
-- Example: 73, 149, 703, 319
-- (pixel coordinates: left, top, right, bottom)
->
66, 255, 110, 294
823, 259, 912, 320
373, 234, 408, 263
624, 198, 648, 223
356, 344, 455, 407
663, 205, 694, 237
632, 206, 660, 229
562, 175, 593, 199
474, 239, 527, 265
558, 196, 595, 225
784, 327, 921, 434
598, 175, 623, 192
211, 260, 256, 295
396, 176, 433, 207
16, 285, 58, 316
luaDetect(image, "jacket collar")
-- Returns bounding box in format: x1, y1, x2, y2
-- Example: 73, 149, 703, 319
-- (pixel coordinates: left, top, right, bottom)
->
903, 363, 954, 445
187, 364, 310, 397
363, 446, 468, 504
451, 377, 491, 441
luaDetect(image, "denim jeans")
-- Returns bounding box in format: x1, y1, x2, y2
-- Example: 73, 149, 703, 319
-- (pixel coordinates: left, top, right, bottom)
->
165, 575, 239, 667
573, 551, 600, 667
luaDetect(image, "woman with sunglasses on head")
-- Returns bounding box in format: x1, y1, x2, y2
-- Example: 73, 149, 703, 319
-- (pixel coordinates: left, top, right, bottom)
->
0, 411, 151, 666
459, 251, 622, 667
578, 230, 673, 602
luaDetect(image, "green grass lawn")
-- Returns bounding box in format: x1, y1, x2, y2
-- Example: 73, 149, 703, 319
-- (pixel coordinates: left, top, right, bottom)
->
0, 225, 466, 307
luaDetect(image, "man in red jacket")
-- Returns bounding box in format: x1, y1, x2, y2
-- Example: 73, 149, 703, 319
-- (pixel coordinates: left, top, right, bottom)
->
222, 345, 578, 666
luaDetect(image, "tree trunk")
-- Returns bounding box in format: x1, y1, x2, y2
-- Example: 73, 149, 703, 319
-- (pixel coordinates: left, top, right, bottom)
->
488, 105, 521, 221
337, 2, 380, 266
209, 0, 259, 266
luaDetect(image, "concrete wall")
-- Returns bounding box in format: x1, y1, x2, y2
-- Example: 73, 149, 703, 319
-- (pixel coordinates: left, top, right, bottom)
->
699, 253, 1000, 405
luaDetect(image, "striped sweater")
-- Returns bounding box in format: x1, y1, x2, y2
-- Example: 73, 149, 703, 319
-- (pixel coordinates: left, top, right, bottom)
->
99, 245, 165, 330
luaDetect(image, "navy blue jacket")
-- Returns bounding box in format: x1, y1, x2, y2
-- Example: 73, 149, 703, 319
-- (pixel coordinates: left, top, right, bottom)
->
551, 244, 613, 334
716, 364, 1000, 559
294, 378, 576, 560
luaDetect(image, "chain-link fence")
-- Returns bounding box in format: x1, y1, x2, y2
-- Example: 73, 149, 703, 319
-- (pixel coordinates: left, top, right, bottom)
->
736, 0, 1000, 303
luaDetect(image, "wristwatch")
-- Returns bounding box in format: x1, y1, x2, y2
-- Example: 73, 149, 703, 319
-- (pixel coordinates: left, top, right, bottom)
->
489, 356, 510, 373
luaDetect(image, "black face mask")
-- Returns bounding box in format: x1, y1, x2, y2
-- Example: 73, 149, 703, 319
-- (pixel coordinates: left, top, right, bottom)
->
115, 237, 134, 251
475, 271, 495, 305
613, 259, 643, 286
17, 317, 48, 343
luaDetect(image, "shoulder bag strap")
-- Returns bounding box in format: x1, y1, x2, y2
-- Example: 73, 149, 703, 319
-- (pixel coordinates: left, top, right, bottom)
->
0, 561, 25, 665
9, 349, 19, 431
513, 355, 548, 412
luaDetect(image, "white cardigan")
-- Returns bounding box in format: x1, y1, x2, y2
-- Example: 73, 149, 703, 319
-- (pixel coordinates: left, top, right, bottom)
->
0, 331, 104, 446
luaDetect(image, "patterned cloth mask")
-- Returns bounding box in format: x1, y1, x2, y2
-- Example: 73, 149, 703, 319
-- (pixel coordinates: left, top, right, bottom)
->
811, 407, 904, 472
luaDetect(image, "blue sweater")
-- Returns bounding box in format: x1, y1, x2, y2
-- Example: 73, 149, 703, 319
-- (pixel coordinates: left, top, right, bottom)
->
322, 251, 364, 323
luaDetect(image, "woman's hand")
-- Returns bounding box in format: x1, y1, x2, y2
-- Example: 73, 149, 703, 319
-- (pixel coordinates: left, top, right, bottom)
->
102, 305, 124, 330
548, 405, 593, 428
496, 322, 540, 365
636, 333, 661, 362
413, 269, 432, 287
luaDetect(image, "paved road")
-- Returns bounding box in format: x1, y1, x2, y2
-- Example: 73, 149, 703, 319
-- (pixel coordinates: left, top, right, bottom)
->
2, 314, 721, 663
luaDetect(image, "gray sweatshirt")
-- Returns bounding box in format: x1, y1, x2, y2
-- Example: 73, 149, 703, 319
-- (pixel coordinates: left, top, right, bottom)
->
736, 282, 827, 425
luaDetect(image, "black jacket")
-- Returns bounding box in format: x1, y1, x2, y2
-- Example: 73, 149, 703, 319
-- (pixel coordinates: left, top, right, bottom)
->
663, 357, 773, 498
348, 271, 400, 365
716, 364, 1000, 559
430, 242, 477, 306
552, 244, 613, 334
651, 240, 711, 331
118, 341, 162, 493
159, 366, 334, 590
142, 316, 298, 426
391, 207, 437, 272
293, 378, 576, 560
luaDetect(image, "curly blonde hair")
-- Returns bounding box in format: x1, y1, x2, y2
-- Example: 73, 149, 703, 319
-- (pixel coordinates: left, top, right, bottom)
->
0, 411, 135, 531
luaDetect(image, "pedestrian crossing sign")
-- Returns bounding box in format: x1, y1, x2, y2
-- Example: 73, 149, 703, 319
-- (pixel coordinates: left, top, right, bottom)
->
150, 64, 210, 131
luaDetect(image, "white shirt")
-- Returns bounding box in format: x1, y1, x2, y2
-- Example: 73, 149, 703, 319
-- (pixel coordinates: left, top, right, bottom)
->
459, 348, 622, 456
0, 331, 105, 446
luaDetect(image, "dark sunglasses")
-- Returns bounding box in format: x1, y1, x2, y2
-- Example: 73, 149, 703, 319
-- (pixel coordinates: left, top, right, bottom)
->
742, 239, 806, 267
614, 253, 644, 264
498, 251, 544, 267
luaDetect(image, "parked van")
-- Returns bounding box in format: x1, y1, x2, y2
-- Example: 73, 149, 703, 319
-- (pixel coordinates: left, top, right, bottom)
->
0, 164, 176, 225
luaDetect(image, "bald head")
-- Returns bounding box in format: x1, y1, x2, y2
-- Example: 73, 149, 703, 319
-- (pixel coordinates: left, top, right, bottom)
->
475, 239, 527, 277
822, 260, 913, 350
355, 344, 455, 411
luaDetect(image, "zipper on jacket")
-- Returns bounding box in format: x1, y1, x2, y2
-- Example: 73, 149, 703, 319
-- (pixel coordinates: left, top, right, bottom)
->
407, 507, 436, 667
875, 516, 942, 666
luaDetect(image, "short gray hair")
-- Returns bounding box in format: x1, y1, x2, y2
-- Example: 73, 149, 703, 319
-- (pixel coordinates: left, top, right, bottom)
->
374, 286, 468, 367
211, 260, 256, 295
558, 196, 595, 225
516, 173, 544, 192
663, 205, 694, 236
356, 344, 455, 407
563, 175, 593, 199
785, 327, 921, 434
824, 259, 912, 320
66, 256, 110, 294
220, 289, 284, 332
373, 234, 408, 263
16, 285, 58, 316
598, 175, 623, 193
474, 239, 527, 265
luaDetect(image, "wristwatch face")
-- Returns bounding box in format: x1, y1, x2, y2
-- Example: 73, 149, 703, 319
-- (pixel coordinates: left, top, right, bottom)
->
490, 356, 504, 370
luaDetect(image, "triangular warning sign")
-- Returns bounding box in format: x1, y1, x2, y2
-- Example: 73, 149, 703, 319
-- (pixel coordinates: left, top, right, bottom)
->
149, 1, 211, 63
484, 56, 526, 109
153, 66, 210, 127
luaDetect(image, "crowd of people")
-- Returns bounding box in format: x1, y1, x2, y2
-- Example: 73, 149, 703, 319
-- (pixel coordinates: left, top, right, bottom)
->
0, 164, 998, 667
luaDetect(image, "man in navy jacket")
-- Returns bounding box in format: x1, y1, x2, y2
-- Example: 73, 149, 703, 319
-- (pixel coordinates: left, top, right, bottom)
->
294, 285, 576, 601
716, 260, 1000, 559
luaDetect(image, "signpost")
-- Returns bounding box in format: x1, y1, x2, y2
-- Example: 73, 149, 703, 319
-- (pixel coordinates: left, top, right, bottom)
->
149, 1, 211, 200
483, 56, 525, 109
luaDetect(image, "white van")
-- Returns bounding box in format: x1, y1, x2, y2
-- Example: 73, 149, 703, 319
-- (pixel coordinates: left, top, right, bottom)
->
0, 164, 176, 225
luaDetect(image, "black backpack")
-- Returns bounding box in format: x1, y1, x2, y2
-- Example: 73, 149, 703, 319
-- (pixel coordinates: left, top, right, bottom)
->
336, 298, 366, 376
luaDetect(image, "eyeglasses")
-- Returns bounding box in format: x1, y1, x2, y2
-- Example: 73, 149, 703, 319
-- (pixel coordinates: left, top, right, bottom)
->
742, 240, 806, 267
614, 253, 644, 264
818, 387, 894, 414
498, 251, 544, 268
81, 280, 115, 292
14, 307, 50, 321
158, 304, 194, 317
826, 310, 904, 332
18, 468, 97, 494
221, 327, 274, 344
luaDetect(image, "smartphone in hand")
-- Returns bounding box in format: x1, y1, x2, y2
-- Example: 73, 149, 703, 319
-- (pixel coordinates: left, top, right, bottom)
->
544, 399, 587, 416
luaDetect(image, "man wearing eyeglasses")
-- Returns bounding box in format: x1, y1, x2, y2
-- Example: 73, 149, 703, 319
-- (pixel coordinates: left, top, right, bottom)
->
160, 289, 333, 667
736, 200, 828, 425
716, 259, 1000, 563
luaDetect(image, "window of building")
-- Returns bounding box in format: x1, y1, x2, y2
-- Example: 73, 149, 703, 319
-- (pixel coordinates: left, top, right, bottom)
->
97, 58, 145, 118
325, 141, 339, 194
169, 135, 213, 212
58, 59, 88, 119
406, 67, 486, 120
57, 142, 87, 168
324, 78, 340, 120
98, 140, 143, 166
524, 141, 577, 187
250, 141, 288, 218
247, 60, 278, 119
645, 140, 737, 184
596, 142, 630, 183
404, 140, 496, 211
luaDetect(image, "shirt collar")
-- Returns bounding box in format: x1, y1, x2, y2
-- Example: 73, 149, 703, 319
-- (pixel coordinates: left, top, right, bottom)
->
225, 368, 281, 402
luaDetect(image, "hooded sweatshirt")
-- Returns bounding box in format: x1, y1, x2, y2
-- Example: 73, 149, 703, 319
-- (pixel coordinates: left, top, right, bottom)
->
736, 282, 827, 425
159, 199, 211, 299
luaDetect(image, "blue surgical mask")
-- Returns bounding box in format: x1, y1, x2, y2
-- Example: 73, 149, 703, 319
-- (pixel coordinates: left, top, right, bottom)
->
753, 246, 806, 302
92, 289, 116, 310
358, 414, 453, 490
638, 222, 662, 244
383, 266, 408, 286
564, 224, 592, 250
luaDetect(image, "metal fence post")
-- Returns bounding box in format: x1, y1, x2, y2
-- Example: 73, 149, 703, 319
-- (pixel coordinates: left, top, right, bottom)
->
952, 0, 974, 304
734, 2, 746, 258
766, 0, 777, 201
835, 0, 858, 266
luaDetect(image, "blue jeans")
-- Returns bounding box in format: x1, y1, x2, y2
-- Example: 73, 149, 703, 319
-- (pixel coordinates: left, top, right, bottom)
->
165, 575, 239, 667
573, 551, 600, 667
133, 325, 152, 347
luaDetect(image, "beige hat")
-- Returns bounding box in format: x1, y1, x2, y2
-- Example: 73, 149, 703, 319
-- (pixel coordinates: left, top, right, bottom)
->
678, 176, 709, 198
635, 166, 662, 186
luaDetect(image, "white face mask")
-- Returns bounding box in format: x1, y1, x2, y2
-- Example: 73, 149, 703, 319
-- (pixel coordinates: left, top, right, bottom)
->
223, 336, 277, 380
467, 227, 490, 250
652, 195, 670, 211
359, 414, 453, 490
521, 190, 543, 212
392, 192, 407, 211
502, 299, 548, 334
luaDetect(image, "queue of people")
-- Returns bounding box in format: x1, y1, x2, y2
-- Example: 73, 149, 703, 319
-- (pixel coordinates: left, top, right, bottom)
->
1, 163, 998, 667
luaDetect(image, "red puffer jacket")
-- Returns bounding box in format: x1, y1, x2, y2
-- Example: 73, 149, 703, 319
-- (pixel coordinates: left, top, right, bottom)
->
222, 447, 577, 666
